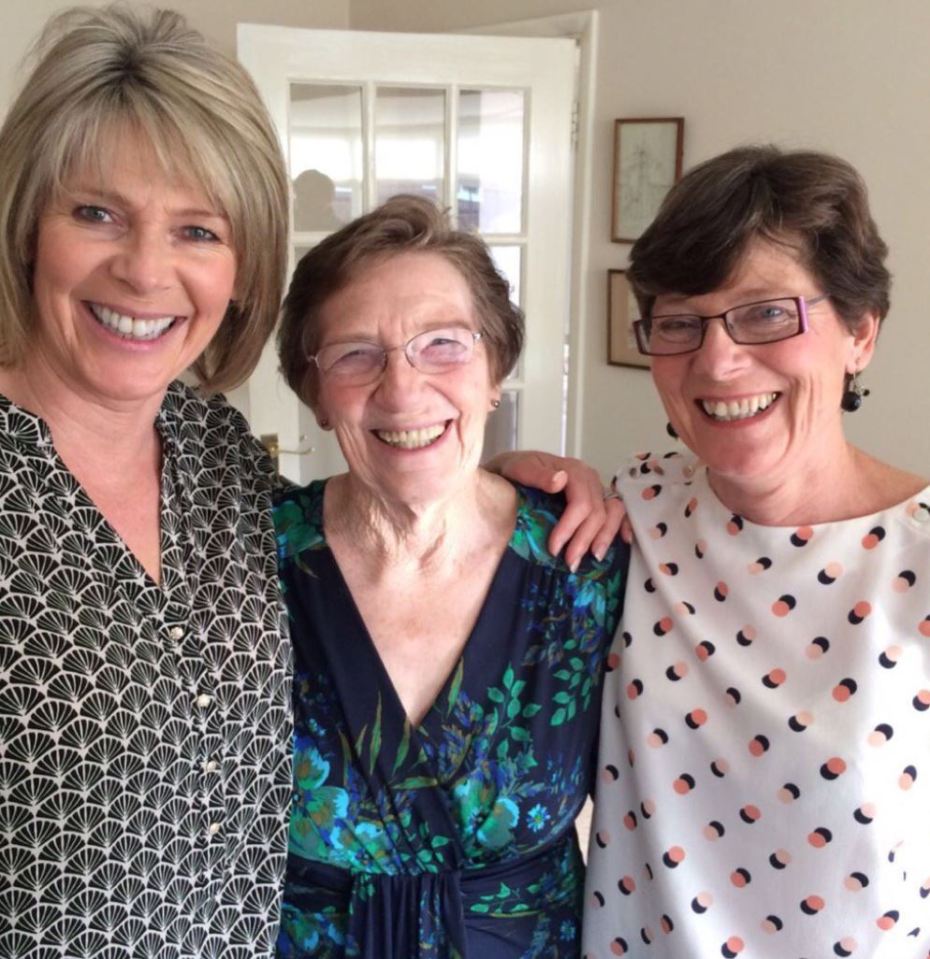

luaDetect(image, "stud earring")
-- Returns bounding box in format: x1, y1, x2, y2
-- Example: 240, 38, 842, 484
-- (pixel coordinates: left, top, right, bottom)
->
840, 371, 870, 413
491, 398, 501, 410
319, 418, 330, 429
666, 421, 679, 439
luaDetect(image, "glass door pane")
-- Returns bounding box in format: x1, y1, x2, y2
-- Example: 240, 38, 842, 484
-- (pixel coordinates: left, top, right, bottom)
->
457, 89, 525, 233
289, 83, 363, 230
375, 87, 446, 205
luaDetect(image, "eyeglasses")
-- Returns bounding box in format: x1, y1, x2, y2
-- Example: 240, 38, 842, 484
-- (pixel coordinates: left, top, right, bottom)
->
633, 295, 829, 356
310, 326, 482, 386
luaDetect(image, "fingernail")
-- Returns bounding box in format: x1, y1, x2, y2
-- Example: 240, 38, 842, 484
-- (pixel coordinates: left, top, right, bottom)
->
553, 470, 568, 483
593, 547, 606, 562
569, 558, 579, 573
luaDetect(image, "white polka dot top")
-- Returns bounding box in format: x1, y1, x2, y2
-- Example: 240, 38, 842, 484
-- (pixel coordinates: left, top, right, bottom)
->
583, 451, 930, 959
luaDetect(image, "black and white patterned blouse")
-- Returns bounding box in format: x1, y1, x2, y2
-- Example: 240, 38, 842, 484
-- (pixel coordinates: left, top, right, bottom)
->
0, 382, 292, 959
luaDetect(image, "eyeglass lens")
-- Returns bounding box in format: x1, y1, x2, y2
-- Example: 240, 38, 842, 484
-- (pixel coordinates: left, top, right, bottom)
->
314, 327, 478, 383
638, 297, 804, 356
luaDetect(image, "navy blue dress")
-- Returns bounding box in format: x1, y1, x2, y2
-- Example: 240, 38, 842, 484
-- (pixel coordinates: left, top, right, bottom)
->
273, 480, 626, 958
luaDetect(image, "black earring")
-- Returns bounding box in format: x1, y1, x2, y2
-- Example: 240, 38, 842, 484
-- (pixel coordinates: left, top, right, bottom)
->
666, 421, 679, 439
841, 372, 870, 413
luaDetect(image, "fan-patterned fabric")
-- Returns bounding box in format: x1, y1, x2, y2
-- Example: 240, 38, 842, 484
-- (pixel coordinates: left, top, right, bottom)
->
0, 382, 292, 959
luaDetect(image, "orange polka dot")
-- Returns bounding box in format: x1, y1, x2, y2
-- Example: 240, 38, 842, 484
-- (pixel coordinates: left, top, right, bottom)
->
691, 708, 708, 727
768, 668, 787, 685
861, 532, 880, 549
724, 936, 744, 954
824, 561, 844, 579
876, 914, 897, 931
825, 757, 847, 776
919, 618, 930, 638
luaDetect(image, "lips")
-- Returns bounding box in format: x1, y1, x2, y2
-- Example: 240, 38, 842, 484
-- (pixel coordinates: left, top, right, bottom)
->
89, 303, 177, 341
699, 392, 778, 422
373, 422, 448, 449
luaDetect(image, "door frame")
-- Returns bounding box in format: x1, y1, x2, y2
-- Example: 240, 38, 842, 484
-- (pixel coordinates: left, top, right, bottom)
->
464, 11, 598, 459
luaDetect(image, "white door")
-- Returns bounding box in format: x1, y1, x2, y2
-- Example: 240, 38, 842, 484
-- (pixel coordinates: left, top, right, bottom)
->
237, 26, 576, 483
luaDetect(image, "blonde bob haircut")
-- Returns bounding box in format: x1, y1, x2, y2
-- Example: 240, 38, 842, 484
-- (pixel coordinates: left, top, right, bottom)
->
0, 4, 289, 393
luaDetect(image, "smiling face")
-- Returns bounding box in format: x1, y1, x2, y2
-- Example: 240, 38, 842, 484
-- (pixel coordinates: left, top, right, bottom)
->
650, 239, 878, 497
28, 129, 237, 411
314, 251, 499, 506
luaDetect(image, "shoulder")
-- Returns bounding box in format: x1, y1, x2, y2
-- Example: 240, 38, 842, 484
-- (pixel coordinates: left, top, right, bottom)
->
273, 480, 327, 559
160, 380, 253, 438
159, 381, 274, 482
509, 482, 567, 569
615, 449, 699, 508
510, 482, 628, 584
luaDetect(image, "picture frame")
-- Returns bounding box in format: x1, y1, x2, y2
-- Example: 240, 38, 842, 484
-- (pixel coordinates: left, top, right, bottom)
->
611, 117, 684, 243
607, 269, 650, 369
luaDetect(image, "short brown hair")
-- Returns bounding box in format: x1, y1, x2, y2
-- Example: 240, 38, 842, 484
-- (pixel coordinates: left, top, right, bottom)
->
278, 195, 524, 407
628, 145, 891, 333
0, 4, 288, 392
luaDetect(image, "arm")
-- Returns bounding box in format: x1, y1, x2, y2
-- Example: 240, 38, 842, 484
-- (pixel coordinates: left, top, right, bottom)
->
486, 450, 628, 570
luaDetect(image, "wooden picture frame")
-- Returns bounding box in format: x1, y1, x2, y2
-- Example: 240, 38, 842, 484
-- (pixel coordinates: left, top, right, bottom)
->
611, 117, 684, 243
608, 269, 650, 369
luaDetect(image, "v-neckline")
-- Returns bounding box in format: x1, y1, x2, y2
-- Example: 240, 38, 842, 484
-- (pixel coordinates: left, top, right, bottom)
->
316, 478, 524, 731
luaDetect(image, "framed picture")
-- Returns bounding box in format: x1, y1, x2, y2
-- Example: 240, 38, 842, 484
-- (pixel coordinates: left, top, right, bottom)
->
608, 269, 650, 369
611, 117, 684, 243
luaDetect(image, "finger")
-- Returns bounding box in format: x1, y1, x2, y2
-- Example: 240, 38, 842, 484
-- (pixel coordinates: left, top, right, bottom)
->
547, 489, 599, 560
562, 509, 607, 571
591, 499, 625, 559
620, 514, 634, 545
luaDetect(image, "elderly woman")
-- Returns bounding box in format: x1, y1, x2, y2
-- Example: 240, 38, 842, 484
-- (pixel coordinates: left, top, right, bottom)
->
584, 146, 930, 958
273, 196, 628, 958
0, 7, 293, 958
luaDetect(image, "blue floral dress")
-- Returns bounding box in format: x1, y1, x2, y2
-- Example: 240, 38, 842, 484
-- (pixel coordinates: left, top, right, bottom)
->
273, 480, 626, 959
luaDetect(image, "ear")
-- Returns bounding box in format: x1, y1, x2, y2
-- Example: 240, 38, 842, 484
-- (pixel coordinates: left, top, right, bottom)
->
489, 386, 502, 411
847, 311, 880, 374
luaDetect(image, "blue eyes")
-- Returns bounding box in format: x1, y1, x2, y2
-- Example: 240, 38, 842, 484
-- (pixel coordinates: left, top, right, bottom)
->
72, 205, 220, 242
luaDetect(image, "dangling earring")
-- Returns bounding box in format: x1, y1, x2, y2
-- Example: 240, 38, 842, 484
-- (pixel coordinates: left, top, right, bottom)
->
666, 421, 679, 439
840, 371, 870, 412
491, 398, 501, 410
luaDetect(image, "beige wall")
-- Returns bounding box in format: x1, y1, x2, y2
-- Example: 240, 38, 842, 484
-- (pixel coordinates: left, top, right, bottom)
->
354, 0, 930, 480
0, 0, 350, 113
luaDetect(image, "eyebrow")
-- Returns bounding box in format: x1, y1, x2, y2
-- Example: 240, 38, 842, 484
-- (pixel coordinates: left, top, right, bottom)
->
656, 289, 786, 312
65, 185, 227, 221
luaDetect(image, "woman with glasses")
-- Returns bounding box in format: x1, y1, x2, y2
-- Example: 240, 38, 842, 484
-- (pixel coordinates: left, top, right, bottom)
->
273, 195, 628, 958
584, 146, 930, 958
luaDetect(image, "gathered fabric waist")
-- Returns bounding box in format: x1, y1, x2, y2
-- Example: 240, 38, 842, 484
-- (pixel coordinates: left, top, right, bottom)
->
281, 831, 583, 957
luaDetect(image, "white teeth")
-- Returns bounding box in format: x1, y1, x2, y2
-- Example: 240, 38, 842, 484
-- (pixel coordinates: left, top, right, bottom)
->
375, 423, 447, 449
90, 304, 175, 341
701, 393, 777, 422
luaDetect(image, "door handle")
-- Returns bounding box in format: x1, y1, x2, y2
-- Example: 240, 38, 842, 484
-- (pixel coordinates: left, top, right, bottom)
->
260, 433, 315, 474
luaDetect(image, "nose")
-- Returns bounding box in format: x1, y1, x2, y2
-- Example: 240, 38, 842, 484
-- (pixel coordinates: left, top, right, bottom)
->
111, 228, 173, 294
692, 316, 750, 378
374, 347, 426, 408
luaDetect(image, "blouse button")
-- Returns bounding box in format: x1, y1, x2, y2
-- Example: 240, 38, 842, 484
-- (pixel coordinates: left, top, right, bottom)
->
195, 693, 212, 709
915, 505, 930, 524
168, 626, 185, 641
208, 821, 222, 836
203, 760, 219, 774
